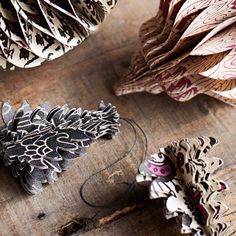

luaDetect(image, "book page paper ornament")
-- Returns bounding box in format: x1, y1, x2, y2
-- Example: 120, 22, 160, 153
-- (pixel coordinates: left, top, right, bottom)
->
136, 137, 228, 236
115, 0, 236, 105
0, 0, 117, 70
0, 101, 119, 194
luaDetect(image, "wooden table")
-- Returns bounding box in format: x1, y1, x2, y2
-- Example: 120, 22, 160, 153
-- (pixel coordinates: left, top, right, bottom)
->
0, 1, 235, 235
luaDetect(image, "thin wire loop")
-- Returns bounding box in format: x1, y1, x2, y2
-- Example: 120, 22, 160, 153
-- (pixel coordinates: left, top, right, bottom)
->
79, 117, 148, 208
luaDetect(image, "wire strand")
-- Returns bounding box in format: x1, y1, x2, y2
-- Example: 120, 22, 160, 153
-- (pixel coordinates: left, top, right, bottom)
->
79, 117, 148, 208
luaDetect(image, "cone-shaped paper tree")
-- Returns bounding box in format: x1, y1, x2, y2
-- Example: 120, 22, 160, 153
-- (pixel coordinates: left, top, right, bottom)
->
0, 101, 120, 194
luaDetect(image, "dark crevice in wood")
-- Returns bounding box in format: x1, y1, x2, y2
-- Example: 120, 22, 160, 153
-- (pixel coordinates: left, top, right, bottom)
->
57, 202, 154, 236
37, 212, 46, 220
58, 218, 92, 236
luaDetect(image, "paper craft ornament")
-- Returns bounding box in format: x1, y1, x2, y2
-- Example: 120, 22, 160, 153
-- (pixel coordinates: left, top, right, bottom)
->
136, 137, 228, 236
115, 0, 236, 105
0, 101, 119, 194
0, 0, 117, 70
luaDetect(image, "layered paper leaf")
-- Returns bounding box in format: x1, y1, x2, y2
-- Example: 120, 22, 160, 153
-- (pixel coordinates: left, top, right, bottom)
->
136, 136, 228, 236
115, 0, 236, 105
0, 101, 120, 194
0, 0, 117, 70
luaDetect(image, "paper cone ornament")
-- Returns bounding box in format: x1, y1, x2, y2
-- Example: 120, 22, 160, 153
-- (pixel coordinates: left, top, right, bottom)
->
115, 0, 236, 105
136, 137, 228, 235
0, 101, 119, 194
0, 0, 117, 70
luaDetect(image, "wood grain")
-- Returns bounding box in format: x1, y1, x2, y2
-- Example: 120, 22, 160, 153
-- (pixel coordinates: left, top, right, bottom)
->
0, 1, 235, 236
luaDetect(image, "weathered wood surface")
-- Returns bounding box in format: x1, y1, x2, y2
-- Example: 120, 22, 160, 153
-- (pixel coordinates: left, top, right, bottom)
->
0, 1, 236, 236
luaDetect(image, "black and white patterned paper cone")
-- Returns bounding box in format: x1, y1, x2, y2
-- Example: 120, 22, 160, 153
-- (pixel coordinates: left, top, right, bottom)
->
0, 101, 119, 194
0, 0, 117, 70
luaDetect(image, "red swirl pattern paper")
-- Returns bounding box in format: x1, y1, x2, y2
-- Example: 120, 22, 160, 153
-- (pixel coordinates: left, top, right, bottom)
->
115, 0, 236, 105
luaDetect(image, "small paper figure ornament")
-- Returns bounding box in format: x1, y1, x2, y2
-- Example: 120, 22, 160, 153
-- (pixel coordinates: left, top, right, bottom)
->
115, 0, 236, 105
0, 101, 119, 194
136, 137, 228, 236
0, 0, 117, 70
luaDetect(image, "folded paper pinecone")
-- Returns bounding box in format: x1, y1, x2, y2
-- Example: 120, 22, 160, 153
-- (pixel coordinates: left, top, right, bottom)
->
0, 101, 119, 194
115, 0, 236, 105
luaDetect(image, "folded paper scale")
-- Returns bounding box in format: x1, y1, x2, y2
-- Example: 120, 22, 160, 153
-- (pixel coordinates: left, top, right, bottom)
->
0, 101, 119, 194
137, 137, 228, 236
115, 0, 236, 105
0, 0, 117, 70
